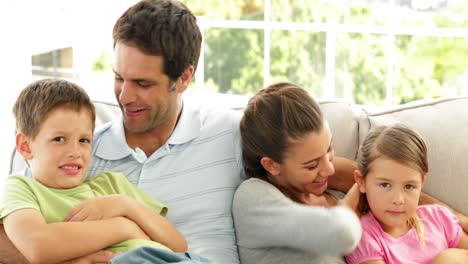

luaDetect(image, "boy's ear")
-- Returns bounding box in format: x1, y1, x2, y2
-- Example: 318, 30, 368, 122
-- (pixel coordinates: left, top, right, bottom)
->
16, 133, 33, 160
260, 157, 280, 177
353, 169, 366, 193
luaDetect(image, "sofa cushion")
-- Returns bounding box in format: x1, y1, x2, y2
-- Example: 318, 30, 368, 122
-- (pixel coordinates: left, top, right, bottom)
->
320, 100, 367, 161
359, 97, 468, 215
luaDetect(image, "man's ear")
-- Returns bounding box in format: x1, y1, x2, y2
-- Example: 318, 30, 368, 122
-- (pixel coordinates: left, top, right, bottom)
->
16, 132, 33, 160
260, 157, 280, 177
353, 169, 366, 193
176, 66, 194, 93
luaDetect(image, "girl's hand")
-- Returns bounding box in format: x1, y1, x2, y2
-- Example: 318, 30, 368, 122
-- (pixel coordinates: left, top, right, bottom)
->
459, 215, 468, 234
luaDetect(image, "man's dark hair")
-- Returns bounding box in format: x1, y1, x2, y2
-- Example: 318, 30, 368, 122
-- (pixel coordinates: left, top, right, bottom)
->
113, 0, 202, 81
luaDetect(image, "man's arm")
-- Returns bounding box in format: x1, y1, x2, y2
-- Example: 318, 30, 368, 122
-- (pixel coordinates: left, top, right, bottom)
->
329, 157, 357, 193
419, 192, 468, 233
0, 224, 28, 264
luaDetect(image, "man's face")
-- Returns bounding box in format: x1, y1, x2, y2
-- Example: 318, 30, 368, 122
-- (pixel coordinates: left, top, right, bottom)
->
113, 42, 180, 134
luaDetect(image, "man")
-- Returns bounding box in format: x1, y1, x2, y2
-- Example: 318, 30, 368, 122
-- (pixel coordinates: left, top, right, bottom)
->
1, 0, 467, 263
2, 1, 241, 263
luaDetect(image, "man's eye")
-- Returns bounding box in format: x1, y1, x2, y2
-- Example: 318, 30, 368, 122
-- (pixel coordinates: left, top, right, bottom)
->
138, 82, 151, 88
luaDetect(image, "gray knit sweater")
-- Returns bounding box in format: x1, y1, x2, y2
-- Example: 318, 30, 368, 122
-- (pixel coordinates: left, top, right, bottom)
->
232, 178, 362, 264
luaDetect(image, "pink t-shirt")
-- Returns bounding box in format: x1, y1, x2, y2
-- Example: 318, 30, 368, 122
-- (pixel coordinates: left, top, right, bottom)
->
346, 205, 462, 264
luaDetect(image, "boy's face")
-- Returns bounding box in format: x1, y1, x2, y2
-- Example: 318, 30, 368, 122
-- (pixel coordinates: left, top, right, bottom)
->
18, 107, 93, 189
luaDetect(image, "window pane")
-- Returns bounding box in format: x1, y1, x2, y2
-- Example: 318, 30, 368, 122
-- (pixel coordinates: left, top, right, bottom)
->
271, 1, 468, 27
181, 0, 264, 20
204, 28, 264, 94
32, 47, 75, 78
393, 36, 468, 104
335, 33, 387, 105
270, 30, 325, 97
271, 0, 346, 23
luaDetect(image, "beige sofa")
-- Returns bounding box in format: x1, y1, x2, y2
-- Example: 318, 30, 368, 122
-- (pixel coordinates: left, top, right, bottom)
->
9, 96, 468, 216
321, 96, 468, 216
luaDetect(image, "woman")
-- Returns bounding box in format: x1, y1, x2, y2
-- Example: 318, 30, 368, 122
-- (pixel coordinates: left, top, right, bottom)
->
233, 82, 362, 264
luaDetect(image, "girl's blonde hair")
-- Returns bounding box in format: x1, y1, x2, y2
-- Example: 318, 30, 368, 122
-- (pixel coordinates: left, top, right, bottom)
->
357, 125, 428, 246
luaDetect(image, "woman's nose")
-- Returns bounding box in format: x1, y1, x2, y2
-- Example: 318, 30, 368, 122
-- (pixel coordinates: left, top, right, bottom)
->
320, 157, 335, 177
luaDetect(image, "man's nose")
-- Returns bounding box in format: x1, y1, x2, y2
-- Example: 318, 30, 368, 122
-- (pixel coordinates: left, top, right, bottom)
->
118, 81, 137, 105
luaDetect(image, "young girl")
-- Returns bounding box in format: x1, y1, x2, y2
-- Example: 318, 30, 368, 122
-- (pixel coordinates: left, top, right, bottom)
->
346, 125, 468, 264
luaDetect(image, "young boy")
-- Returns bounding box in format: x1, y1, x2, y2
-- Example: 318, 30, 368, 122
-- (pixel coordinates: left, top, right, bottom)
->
0, 78, 186, 264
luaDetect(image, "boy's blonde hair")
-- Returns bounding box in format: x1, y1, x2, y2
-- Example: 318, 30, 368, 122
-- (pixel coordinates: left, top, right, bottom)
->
13, 78, 96, 139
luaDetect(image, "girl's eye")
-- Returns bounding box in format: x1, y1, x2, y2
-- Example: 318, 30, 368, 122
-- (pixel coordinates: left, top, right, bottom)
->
379, 182, 390, 188
404, 184, 415, 190
53, 137, 65, 142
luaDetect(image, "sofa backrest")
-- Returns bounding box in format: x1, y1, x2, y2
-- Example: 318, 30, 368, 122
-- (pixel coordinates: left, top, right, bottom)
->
319, 100, 367, 161
9, 97, 468, 215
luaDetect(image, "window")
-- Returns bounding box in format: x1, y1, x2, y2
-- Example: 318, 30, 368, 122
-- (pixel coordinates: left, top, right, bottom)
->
24, 0, 468, 106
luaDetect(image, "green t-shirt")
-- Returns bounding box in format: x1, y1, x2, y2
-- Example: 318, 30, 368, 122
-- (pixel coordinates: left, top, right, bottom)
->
0, 171, 170, 253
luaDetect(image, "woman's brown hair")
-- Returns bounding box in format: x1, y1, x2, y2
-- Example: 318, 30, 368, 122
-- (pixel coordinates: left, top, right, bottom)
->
240, 82, 324, 180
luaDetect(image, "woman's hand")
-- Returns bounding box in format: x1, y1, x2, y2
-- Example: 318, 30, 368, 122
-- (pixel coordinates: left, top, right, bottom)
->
338, 183, 360, 215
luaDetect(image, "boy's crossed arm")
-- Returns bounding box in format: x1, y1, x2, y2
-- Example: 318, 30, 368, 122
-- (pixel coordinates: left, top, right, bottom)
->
65, 194, 187, 252
4, 208, 146, 264
2, 194, 187, 264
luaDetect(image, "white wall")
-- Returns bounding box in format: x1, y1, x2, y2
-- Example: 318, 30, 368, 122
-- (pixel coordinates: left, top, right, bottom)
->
0, 3, 32, 185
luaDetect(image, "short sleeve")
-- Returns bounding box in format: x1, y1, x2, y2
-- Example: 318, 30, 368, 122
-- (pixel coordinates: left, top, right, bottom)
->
345, 215, 385, 264
0, 176, 40, 223
431, 205, 462, 248
86, 172, 168, 216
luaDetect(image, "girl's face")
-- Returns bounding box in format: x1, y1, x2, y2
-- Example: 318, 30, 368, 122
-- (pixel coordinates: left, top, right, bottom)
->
356, 158, 425, 237
267, 122, 335, 197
